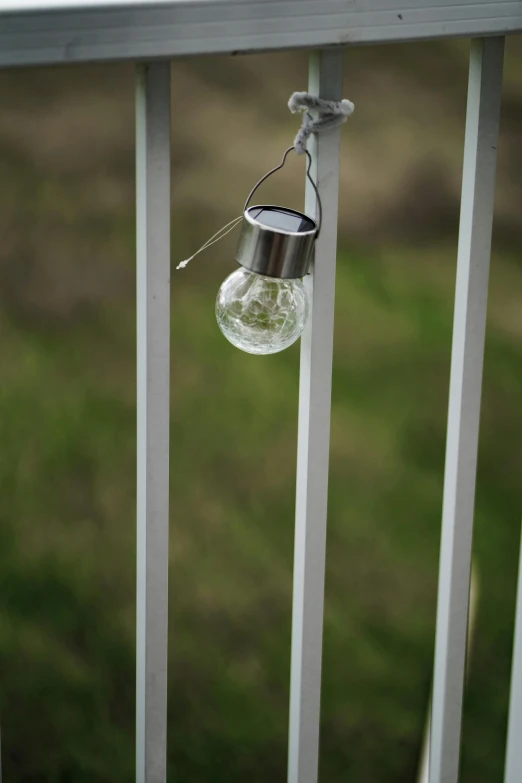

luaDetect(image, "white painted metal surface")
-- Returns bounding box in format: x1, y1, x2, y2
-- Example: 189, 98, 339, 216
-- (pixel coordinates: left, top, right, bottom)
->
504, 527, 522, 782
417, 565, 480, 783
136, 62, 171, 783
288, 48, 342, 783
0, 0, 521, 68
429, 37, 504, 783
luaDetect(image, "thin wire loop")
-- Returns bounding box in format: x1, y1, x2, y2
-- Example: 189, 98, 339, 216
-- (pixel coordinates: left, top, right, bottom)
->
176, 214, 243, 269
243, 146, 322, 237
177, 146, 323, 272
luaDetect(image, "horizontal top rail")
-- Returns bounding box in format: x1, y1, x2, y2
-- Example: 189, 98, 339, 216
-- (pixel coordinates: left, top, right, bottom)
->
0, 0, 521, 68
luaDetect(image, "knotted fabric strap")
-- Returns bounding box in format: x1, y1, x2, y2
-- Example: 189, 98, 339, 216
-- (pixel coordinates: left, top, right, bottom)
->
288, 92, 355, 155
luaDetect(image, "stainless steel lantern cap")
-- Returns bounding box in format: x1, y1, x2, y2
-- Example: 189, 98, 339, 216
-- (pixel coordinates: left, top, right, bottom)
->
235, 146, 322, 280
237, 204, 317, 279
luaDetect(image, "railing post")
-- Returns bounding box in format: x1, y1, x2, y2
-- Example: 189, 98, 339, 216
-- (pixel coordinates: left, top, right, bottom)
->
429, 37, 504, 783
417, 566, 480, 783
288, 48, 343, 783
504, 524, 522, 782
136, 62, 171, 783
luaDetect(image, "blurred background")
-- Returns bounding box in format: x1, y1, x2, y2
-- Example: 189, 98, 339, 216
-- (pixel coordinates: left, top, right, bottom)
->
0, 36, 521, 783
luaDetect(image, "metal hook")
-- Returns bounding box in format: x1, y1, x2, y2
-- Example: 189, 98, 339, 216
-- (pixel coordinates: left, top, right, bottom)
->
243, 145, 322, 237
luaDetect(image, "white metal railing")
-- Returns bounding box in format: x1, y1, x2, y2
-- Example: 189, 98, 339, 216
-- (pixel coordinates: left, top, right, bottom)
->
136, 62, 171, 783
505, 526, 522, 781
289, 49, 342, 783
430, 35, 504, 783
1, 3, 522, 783
417, 565, 480, 783
0, 1, 522, 66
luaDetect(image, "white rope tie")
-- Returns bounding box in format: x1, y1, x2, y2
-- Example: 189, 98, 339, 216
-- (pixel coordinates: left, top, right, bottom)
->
288, 92, 354, 155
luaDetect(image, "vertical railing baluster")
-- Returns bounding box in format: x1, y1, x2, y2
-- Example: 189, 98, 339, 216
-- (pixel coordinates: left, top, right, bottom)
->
288, 48, 343, 783
504, 525, 522, 782
136, 62, 171, 783
429, 37, 504, 783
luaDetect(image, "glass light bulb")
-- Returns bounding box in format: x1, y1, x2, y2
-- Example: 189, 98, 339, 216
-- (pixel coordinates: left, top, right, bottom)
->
216, 267, 311, 355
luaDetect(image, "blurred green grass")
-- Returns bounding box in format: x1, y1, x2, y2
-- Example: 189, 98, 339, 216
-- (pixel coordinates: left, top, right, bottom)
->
0, 40, 522, 783
1, 242, 521, 781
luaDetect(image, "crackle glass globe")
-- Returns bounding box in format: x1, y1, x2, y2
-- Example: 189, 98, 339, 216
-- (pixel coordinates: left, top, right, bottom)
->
216, 267, 311, 355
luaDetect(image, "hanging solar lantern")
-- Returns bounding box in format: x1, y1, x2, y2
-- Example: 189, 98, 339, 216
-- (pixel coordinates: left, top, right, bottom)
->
177, 92, 354, 355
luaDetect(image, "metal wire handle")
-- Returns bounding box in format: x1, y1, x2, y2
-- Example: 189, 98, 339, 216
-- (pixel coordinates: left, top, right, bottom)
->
243, 145, 322, 237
